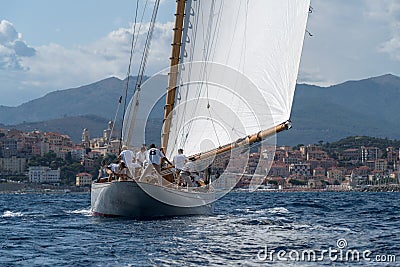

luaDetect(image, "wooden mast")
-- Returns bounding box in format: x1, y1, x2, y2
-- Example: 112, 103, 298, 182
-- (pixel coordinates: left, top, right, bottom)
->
161, 0, 186, 150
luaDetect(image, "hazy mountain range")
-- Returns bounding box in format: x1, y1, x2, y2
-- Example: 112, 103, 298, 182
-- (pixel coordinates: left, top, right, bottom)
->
1, 74, 399, 145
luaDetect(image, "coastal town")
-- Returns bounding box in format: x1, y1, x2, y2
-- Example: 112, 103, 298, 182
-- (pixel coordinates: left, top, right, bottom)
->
1, 121, 400, 192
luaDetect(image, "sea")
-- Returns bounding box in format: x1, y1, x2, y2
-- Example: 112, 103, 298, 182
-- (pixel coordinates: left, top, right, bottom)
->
0, 192, 399, 266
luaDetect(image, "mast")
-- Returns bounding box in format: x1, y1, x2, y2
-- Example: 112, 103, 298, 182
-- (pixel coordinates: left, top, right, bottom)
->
161, 0, 186, 150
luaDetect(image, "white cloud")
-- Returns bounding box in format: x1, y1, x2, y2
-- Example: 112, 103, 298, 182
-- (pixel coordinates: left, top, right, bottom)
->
374, 1, 400, 60
0, 20, 173, 106
0, 20, 18, 42
298, 1, 400, 86
0, 20, 36, 71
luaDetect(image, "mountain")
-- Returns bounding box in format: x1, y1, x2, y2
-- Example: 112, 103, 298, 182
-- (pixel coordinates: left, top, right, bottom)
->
279, 74, 400, 145
0, 77, 137, 125
1, 74, 400, 146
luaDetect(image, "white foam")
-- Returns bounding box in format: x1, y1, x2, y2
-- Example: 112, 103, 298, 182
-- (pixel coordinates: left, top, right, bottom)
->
65, 209, 92, 216
267, 207, 290, 214
1, 211, 24, 218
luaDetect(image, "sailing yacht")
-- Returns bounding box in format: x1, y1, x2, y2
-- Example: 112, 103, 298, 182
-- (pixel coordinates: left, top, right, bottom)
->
91, 0, 311, 218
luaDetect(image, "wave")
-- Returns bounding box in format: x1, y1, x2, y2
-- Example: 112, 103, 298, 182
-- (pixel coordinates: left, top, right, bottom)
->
64, 208, 92, 216
1, 211, 24, 218
267, 207, 290, 214
233, 207, 290, 215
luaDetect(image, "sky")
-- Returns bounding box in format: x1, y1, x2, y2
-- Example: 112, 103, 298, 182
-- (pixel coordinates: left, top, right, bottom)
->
1, 0, 400, 106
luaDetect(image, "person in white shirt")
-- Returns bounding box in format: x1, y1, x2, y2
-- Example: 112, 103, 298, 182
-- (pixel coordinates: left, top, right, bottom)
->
106, 161, 120, 182
119, 145, 135, 169
136, 146, 147, 167
173, 149, 187, 185
147, 144, 172, 173
173, 149, 187, 172
130, 158, 143, 178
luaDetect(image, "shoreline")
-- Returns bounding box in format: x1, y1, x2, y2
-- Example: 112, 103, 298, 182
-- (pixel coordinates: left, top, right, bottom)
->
0, 182, 89, 194
1, 182, 399, 194
236, 184, 400, 193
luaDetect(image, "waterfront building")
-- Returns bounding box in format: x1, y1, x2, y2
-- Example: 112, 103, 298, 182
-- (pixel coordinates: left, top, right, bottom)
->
0, 156, 26, 175
364, 160, 375, 170
361, 146, 380, 163
28, 166, 61, 184
313, 166, 326, 177
81, 157, 95, 171
283, 157, 299, 165
386, 147, 398, 164
375, 159, 388, 172
268, 163, 289, 178
31, 141, 50, 157
1, 139, 18, 158
327, 168, 344, 182
76, 172, 93, 186
353, 166, 370, 178
273, 150, 286, 162
342, 148, 360, 162
82, 128, 90, 149
308, 158, 337, 173
70, 147, 86, 161
43, 132, 73, 148
307, 150, 328, 161
289, 163, 311, 177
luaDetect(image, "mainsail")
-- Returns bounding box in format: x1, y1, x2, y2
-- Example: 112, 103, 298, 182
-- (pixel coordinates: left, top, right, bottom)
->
164, 0, 311, 159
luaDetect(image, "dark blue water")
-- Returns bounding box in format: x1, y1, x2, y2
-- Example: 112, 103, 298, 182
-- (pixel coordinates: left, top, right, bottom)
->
0, 192, 399, 266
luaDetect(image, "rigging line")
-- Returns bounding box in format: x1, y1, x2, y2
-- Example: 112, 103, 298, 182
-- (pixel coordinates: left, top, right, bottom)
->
224, 0, 241, 65
117, 0, 150, 148
238, 0, 249, 72
185, 0, 222, 148
107, 96, 123, 148
119, 0, 141, 151
176, 2, 204, 149
120, 0, 158, 149
173, 2, 203, 151
204, 1, 224, 147
180, 1, 218, 148
135, 0, 160, 90
207, 107, 221, 147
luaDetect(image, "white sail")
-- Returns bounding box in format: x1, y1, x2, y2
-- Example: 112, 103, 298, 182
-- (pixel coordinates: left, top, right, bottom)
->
122, 74, 168, 148
165, 0, 310, 158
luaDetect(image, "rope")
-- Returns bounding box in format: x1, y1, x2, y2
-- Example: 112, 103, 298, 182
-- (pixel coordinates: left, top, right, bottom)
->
119, 0, 141, 152
135, 0, 160, 88
106, 0, 150, 150
119, 0, 159, 152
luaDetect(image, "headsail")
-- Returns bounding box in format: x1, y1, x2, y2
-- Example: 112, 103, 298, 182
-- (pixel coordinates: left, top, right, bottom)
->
165, 0, 310, 159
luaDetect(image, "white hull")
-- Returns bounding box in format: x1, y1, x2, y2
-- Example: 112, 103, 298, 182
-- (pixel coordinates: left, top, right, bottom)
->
91, 180, 215, 218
